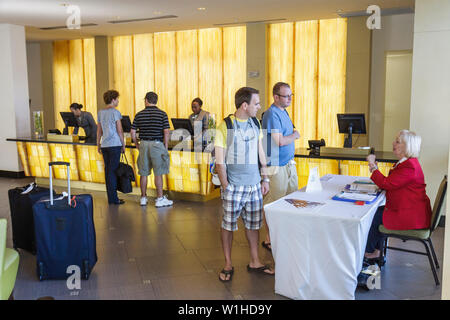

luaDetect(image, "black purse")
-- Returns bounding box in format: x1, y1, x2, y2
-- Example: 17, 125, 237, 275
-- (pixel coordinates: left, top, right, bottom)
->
116, 153, 136, 193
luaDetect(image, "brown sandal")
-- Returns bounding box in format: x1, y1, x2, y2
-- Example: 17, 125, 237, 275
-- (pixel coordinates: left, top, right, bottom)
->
247, 264, 274, 275
219, 267, 234, 282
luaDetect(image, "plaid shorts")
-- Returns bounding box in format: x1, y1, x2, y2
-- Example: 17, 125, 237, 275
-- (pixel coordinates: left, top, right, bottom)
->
221, 183, 263, 232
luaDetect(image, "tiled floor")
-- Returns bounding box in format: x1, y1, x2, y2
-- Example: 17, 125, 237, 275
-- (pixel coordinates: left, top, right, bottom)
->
0, 177, 444, 300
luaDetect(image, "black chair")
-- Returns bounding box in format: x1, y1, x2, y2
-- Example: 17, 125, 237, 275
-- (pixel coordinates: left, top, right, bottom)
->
377, 175, 447, 286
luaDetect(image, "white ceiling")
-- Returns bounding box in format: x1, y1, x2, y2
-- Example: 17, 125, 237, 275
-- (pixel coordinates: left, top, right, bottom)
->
0, 0, 415, 41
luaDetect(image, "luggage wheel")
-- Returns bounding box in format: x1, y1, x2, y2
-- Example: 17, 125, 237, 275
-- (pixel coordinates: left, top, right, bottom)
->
38, 262, 44, 281
83, 260, 90, 280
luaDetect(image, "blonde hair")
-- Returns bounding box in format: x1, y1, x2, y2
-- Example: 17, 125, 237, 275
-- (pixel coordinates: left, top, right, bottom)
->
398, 130, 421, 158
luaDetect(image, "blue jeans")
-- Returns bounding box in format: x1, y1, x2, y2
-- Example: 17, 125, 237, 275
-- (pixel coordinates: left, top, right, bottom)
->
101, 146, 122, 204
365, 206, 386, 254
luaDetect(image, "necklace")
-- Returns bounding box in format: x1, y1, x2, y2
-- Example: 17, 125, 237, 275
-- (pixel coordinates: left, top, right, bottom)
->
234, 118, 256, 142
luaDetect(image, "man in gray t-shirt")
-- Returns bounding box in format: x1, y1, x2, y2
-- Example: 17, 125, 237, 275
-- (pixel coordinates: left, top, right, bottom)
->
214, 87, 274, 282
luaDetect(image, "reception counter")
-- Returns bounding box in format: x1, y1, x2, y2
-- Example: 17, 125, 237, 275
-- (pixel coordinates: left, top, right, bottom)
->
293, 148, 396, 188
7, 138, 396, 201
8, 137, 217, 202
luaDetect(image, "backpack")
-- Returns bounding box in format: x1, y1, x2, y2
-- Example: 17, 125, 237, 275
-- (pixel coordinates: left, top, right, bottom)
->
210, 115, 261, 185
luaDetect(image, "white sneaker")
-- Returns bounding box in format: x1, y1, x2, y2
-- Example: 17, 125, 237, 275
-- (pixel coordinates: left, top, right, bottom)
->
155, 195, 173, 208
140, 196, 148, 206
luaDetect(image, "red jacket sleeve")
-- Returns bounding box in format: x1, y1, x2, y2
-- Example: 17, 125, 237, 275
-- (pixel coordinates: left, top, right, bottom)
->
370, 165, 414, 191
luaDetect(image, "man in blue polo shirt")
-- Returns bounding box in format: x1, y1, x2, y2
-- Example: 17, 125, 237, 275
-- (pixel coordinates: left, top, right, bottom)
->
261, 82, 300, 251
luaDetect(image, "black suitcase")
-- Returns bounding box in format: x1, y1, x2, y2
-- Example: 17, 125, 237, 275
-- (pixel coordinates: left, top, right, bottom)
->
8, 182, 54, 254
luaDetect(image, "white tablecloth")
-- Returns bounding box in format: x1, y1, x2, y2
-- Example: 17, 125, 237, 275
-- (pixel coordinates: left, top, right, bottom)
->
264, 174, 386, 300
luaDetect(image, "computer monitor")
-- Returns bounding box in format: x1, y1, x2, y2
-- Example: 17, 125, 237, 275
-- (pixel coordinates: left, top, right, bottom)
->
337, 113, 366, 148
171, 118, 194, 136
121, 115, 132, 133
60, 112, 79, 135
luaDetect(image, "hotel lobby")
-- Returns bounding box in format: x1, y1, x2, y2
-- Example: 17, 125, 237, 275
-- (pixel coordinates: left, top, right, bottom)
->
0, 0, 449, 301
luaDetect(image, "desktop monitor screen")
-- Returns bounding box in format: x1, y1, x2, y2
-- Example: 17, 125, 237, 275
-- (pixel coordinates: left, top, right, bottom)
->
171, 118, 194, 136
337, 114, 367, 135
121, 115, 132, 133
60, 112, 78, 127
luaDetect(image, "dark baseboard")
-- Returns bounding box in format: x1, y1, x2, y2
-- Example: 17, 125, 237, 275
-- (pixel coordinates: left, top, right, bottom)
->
0, 170, 26, 179
438, 215, 446, 228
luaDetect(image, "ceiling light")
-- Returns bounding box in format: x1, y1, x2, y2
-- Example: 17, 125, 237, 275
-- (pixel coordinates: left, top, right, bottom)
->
197, 7, 206, 11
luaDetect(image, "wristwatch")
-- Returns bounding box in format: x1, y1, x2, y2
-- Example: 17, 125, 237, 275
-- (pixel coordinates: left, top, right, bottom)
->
262, 178, 270, 183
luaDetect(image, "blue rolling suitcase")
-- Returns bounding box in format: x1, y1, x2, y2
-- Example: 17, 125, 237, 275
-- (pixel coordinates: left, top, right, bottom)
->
32, 161, 97, 281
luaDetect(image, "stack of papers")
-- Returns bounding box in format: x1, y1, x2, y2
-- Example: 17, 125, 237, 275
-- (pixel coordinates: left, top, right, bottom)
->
346, 180, 379, 194
335, 192, 377, 202
332, 179, 381, 203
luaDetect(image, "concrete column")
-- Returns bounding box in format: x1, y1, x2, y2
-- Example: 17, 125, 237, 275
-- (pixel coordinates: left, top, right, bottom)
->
409, 0, 450, 204
410, 0, 450, 299
345, 16, 372, 147
444, 145, 450, 299
40, 41, 55, 134
246, 23, 267, 118
0, 24, 31, 173
95, 36, 114, 110
368, 14, 414, 151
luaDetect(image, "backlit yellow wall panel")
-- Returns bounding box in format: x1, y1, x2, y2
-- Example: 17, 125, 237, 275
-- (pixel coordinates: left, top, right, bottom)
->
268, 19, 347, 148
317, 18, 347, 147
133, 33, 155, 117
112, 36, 135, 118
109, 27, 245, 124
223, 26, 246, 119
198, 28, 223, 121
26, 143, 51, 178
295, 158, 339, 189
176, 30, 199, 119
294, 21, 318, 149
83, 39, 97, 115
154, 32, 177, 121
75, 145, 105, 183
69, 39, 85, 107
17, 142, 30, 176
53, 40, 71, 130
49, 144, 79, 180
267, 23, 294, 119
53, 38, 97, 130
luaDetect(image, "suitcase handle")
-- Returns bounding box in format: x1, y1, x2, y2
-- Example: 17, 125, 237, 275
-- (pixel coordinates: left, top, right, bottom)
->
48, 162, 70, 206
49, 161, 70, 166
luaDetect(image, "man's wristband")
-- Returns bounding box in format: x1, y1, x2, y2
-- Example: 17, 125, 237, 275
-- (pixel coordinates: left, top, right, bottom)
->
262, 178, 270, 183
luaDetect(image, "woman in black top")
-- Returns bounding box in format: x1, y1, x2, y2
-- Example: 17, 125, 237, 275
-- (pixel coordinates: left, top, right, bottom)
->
70, 103, 97, 143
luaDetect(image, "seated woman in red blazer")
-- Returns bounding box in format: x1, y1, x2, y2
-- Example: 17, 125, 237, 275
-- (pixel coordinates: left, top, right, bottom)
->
364, 130, 432, 261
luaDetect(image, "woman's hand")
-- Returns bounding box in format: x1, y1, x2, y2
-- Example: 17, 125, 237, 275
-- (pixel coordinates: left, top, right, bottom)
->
366, 154, 376, 165
367, 154, 378, 173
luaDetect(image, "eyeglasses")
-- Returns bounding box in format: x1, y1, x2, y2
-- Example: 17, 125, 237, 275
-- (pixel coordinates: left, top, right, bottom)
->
276, 93, 294, 99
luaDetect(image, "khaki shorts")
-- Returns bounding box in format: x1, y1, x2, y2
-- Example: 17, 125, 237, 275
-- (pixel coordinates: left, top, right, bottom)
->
137, 140, 170, 176
263, 159, 298, 205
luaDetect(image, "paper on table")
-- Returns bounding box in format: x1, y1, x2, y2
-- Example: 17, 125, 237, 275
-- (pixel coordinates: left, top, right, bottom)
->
285, 199, 325, 212
348, 183, 378, 193
336, 192, 377, 202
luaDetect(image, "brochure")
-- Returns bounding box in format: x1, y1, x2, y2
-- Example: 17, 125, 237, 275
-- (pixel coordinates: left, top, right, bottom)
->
285, 199, 325, 210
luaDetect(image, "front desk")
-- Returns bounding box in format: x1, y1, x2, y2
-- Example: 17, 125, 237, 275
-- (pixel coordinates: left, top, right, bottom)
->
9, 138, 217, 202
7, 138, 396, 201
